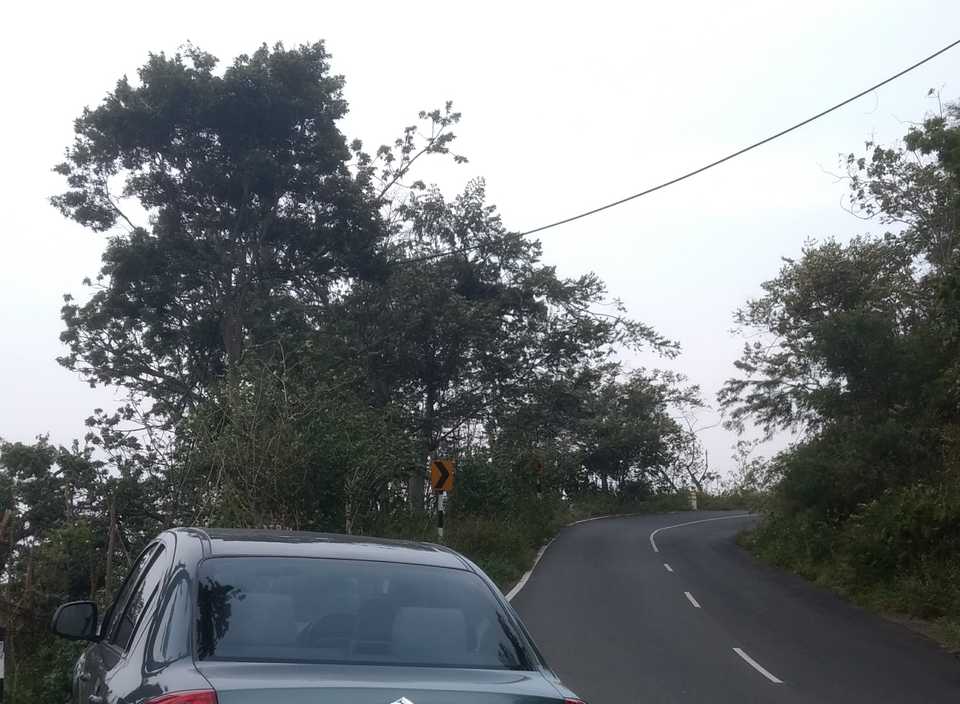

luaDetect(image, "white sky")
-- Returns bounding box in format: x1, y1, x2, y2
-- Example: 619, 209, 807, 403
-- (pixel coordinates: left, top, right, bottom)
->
1, 1, 958, 474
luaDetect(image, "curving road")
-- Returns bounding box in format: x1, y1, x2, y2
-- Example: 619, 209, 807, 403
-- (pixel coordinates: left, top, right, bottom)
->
510, 511, 960, 703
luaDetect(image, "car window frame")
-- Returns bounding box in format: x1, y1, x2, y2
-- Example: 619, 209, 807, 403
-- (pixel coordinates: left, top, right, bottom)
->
108, 543, 169, 652
146, 570, 192, 670
458, 554, 547, 671
100, 543, 157, 644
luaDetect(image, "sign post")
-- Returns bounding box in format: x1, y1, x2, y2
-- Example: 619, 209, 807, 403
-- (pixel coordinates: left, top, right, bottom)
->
430, 459, 455, 541
437, 493, 447, 540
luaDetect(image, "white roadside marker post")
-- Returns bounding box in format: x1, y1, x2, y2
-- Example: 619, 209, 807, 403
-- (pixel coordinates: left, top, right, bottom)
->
437, 492, 446, 541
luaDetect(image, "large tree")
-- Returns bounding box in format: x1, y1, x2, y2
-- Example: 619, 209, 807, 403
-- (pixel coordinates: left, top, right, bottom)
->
720, 100, 960, 515
339, 179, 675, 508
53, 42, 384, 421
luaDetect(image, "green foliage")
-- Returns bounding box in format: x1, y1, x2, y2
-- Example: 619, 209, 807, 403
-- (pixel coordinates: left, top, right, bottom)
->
169, 347, 415, 532
719, 235, 938, 437
1, 438, 162, 704
53, 42, 384, 420
6, 636, 83, 704
841, 479, 960, 594
448, 513, 547, 588
748, 476, 960, 630
339, 177, 679, 508
6, 39, 708, 700
727, 98, 960, 646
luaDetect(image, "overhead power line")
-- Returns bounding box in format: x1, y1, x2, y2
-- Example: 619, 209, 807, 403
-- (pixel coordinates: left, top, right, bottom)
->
398, 37, 960, 265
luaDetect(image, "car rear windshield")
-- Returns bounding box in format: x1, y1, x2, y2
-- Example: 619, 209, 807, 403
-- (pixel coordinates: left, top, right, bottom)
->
195, 556, 532, 670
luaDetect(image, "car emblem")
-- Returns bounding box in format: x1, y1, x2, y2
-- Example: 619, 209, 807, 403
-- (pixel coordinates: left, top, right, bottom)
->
389, 699, 415, 704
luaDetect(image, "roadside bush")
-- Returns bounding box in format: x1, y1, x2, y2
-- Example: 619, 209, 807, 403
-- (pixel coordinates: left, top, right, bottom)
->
841, 480, 960, 582
446, 513, 546, 587
447, 451, 516, 516
835, 479, 960, 617
698, 490, 762, 511
748, 475, 960, 644
747, 508, 837, 579
6, 637, 83, 704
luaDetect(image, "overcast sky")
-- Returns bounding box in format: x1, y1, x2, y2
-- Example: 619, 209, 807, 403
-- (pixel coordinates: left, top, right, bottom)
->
2, 1, 958, 474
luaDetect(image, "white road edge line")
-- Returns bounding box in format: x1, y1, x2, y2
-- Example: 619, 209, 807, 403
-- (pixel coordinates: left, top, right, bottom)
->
506, 536, 557, 601
649, 513, 754, 553
733, 647, 784, 684
568, 510, 648, 526
664, 563, 674, 572
568, 514, 612, 526
684, 591, 701, 608
507, 511, 650, 600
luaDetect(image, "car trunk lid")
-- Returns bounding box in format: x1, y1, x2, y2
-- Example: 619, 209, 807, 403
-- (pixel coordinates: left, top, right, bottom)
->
197, 661, 562, 703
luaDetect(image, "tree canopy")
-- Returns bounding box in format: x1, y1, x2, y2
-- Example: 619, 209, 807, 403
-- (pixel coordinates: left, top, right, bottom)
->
723, 100, 960, 632
2, 41, 710, 703
54, 42, 384, 420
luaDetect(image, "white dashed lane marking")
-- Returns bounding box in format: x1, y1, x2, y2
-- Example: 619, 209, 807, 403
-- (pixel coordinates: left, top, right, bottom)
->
733, 647, 784, 684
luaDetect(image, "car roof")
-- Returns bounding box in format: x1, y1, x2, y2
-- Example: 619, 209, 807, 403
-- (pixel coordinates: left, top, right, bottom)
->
172, 527, 469, 570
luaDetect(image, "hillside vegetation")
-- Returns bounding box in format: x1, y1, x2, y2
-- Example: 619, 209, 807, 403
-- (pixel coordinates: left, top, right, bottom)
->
0, 43, 711, 703
722, 97, 960, 649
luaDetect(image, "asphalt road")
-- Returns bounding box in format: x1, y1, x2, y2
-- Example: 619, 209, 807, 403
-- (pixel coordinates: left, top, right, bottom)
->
510, 511, 960, 703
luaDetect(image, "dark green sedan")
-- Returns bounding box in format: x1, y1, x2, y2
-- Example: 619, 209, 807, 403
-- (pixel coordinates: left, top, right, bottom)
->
51, 528, 584, 704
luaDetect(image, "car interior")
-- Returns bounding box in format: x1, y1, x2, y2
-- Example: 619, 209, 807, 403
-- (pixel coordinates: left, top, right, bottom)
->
198, 558, 525, 669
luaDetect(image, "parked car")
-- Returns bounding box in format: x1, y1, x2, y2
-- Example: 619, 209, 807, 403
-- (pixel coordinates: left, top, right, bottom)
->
51, 527, 585, 704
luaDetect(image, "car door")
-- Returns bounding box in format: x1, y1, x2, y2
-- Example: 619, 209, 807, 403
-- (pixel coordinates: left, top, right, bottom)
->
77, 544, 156, 704
83, 543, 170, 704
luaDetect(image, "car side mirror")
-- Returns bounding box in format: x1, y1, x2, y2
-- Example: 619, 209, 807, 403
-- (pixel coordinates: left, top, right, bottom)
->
51, 601, 100, 641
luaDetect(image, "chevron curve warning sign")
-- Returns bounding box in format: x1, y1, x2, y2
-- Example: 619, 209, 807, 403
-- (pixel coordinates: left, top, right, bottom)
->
430, 459, 455, 492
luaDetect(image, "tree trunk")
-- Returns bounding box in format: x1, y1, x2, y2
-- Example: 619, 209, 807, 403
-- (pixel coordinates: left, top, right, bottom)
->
222, 307, 244, 371
221, 248, 247, 373
104, 497, 116, 600
4, 513, 14, 593
408, 466, 426, 513
409, 385, 437, 513
0, 509, 11, 571
116, 520, 133, 568
89, 551, 98, 598
3, 514, 13, 698
344, 500, 354, 535
344, 478, 354, 535
654, 467, 680, 493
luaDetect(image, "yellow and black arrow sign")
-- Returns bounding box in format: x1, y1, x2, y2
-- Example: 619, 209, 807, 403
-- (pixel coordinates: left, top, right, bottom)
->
430, 458, 455, 493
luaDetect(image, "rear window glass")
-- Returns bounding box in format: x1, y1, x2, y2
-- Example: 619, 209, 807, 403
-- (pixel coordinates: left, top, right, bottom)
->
196, 557, 531, 670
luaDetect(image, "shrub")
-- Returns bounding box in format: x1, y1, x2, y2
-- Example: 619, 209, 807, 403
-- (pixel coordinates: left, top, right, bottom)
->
748, 475, 960, 643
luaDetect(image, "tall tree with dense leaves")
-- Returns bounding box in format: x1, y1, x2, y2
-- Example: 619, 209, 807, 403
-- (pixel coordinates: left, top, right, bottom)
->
721, 101, 960, 625
340, 179, 676, 509
53, 42, 384, 421
720, 102, 960, 450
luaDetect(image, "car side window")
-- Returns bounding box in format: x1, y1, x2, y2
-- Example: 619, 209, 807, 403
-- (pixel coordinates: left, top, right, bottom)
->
109, 545, 168, 651
150, 574, 191, 666
101, 545, 156, 641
